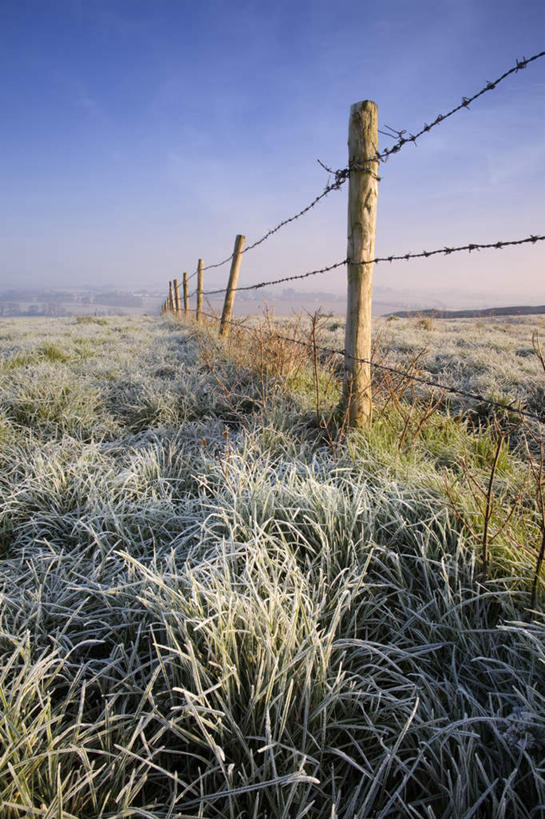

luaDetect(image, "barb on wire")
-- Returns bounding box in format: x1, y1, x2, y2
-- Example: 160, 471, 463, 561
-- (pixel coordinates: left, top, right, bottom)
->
195, 310, 545, 425
200, 234, 544, 298
379, 124, 407, 140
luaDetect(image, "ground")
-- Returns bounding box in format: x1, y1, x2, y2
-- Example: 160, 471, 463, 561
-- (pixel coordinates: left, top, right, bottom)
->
0, 313, 543, 818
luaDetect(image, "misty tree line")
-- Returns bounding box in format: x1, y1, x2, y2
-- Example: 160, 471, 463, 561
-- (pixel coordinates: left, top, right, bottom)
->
0, 289, 145, 317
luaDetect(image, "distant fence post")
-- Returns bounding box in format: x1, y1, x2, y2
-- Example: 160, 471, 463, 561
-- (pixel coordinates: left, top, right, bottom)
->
220, 234, 245, 336
168, 281, 174, 313
173, 278, 181, 316
343, 100, 378, 427
183, 272, 189, 316
196, 259, 204, 322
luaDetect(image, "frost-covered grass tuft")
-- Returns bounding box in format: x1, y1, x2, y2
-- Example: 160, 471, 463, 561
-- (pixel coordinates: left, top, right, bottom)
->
0, 314, 543, 817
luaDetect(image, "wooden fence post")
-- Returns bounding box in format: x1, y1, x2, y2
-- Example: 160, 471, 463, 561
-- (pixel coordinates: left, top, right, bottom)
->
168, 281, 174, 312
183, 273, 189, 315
196, 259, 203, 322
343, 100, 378, 427
173, 278, 181, 316
220, 234, 245, 336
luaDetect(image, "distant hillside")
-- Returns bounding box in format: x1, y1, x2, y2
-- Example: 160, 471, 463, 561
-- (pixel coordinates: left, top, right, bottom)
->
388, 304, 545, 319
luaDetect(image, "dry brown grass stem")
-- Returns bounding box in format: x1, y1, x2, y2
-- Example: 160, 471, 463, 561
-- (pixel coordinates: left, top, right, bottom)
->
481, 431, 505, 581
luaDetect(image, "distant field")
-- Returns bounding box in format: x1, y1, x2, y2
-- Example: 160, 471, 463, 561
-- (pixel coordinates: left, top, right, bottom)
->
332, 313, 545, 419
0, 314, 544, 817
389, 305, 545, 319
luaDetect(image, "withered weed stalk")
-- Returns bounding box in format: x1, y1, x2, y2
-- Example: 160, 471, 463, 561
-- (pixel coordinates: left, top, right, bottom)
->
523, 426, 545, 610
532, 329, 545, 374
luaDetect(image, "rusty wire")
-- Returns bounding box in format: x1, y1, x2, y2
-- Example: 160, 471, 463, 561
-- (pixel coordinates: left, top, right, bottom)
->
195, 50, 545, 276
193, 309, 545, 426
200, 234, 544, 297
202, 175, 348, 271
373, 50, 545, 161
165, 50, 545, 423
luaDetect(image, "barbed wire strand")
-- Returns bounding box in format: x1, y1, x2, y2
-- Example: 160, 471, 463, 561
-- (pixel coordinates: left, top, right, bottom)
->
195, 51, 545, 275
202, 178, 349, 271
199, 234, 544, 297
193, 309, 545, 426
360, 50, 545, 162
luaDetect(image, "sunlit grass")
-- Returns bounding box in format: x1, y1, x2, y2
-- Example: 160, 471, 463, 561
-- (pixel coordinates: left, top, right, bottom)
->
0, 314, 543, 816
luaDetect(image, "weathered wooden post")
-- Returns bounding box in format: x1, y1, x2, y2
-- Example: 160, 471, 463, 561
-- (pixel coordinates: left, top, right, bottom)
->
173, 278, 181, 316
183, 272, 189, 315
168, 281, 174, 313
196, 259, 203, 322
220, 234, 245, 336
343, 100, 379, 427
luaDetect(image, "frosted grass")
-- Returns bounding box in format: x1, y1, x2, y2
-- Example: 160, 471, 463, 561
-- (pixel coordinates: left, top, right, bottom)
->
319, 314, 545, 423
0, 315, 543, 816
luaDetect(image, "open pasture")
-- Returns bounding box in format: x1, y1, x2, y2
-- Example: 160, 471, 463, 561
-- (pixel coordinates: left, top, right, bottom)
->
0, 314, 543, 817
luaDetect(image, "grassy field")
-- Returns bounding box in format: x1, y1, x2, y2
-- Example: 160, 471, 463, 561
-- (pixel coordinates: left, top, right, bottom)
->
0, 313, 544, 818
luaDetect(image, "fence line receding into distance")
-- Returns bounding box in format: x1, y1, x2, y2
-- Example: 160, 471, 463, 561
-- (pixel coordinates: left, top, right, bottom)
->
198, 50, 545, 274
160, 49, 545, 427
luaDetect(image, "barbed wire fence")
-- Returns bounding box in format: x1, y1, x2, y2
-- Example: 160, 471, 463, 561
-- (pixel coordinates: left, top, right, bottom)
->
197, 307, 545, 425
161, 50, 545, 428
198, 235, 545, 297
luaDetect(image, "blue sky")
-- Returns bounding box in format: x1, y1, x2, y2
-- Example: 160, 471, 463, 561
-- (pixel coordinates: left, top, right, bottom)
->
1, 0, 544, 307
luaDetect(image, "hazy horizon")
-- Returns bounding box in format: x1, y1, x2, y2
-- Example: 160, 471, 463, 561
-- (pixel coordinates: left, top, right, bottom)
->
1, 0, 544, 308
1, 279, 545, 319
